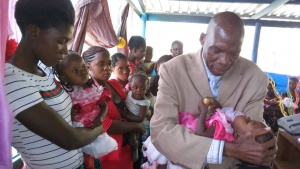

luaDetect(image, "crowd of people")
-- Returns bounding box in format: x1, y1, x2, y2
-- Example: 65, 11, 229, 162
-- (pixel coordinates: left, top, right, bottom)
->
6, 0, 300, 169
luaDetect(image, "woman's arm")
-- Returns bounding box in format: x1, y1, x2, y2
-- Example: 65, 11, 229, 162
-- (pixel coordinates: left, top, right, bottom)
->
124, 105, 147, 123
107, 120, 146, 134
16, 102, 103, 151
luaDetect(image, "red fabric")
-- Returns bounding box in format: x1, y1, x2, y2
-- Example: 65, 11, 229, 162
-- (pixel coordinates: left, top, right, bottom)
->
129, 60, 142, 75
101, 145, 132, 169
5, 38, 18, 62
100, 79, 132, 168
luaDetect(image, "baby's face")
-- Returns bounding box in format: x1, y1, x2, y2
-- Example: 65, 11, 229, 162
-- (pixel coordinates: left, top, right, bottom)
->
232, 116, 267, 140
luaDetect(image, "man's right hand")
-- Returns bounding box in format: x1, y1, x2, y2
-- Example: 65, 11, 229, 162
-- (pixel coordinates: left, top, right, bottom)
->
225, 127, 277, 166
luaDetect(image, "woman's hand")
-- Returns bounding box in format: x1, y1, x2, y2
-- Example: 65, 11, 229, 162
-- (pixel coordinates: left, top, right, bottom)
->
137, 121, 146, 134
92, 118, 102, 128
119, 107, 128, 119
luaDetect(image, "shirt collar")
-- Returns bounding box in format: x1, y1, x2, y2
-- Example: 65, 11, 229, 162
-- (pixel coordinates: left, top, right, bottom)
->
201, 51, 222, 82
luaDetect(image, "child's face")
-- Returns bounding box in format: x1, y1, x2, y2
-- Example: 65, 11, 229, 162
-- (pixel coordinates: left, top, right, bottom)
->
288, 79, 297, 91
145, 48, 153, 61
61, 54, 89, 86
170, 43, 183, 57
87, 52, 112, 81
232, 116, 267, 140
113, 59, 129, 82
130, 77, 148, 100
133, 46, 146, 60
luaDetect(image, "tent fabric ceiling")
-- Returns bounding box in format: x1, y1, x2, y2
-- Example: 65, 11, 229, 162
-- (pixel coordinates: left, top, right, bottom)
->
127, 0, 300, 22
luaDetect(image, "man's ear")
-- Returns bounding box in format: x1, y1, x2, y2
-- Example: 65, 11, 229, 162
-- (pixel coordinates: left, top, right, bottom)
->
27, 24, 41, 39
200, 33, 206, 45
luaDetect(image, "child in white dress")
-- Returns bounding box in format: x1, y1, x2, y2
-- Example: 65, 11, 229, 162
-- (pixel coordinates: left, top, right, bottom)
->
122, 73, 151, 162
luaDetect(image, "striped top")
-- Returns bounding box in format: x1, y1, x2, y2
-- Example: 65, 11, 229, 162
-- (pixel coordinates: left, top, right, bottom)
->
4, 63, 83, 169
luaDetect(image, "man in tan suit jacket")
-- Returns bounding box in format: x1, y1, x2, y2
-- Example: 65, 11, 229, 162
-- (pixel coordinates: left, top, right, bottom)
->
150, 12, 277, 169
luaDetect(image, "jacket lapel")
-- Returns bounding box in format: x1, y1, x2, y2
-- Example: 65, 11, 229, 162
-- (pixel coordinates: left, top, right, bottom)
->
217, 59, 242, 104
187, 50, 212, 98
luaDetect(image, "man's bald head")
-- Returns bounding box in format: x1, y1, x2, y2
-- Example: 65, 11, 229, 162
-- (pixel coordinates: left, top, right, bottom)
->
207, 11, 245, 40
200, 12, 245, 76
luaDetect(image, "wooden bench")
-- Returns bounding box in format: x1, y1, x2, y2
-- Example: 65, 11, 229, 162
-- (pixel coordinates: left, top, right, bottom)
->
273, 129, 300, 169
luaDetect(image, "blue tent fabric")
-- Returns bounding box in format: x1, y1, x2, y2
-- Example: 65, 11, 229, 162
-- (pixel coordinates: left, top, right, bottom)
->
266, 72, 299, 94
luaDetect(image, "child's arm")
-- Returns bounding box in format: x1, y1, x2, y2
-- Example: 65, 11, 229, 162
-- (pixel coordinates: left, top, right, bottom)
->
194, 100, 215, 138
92, 102, 108, 128
124, 105, 148, 123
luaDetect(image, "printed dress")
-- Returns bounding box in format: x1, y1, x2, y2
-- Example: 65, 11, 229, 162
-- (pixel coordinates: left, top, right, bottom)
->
69, 84, 117, 158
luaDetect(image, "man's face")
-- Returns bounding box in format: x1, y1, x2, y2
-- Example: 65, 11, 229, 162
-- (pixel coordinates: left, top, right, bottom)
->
200, 26, 243, 76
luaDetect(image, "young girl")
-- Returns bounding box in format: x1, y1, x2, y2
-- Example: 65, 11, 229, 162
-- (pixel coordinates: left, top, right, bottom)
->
54, 51, 117, 169
128, 36, 147, 75
122, 73, 151, 162
142, 97, 273, 169
111, 53, 130, 90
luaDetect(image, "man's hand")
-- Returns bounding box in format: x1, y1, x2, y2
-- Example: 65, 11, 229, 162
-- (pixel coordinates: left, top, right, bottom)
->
227, 128, 277, 166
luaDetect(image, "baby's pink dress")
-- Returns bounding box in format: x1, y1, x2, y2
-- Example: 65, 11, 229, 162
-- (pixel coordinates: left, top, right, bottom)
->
142, 107, 243, 169
69, 83, 117, 158
179, 107, 243, 141
70, 84, 110, 127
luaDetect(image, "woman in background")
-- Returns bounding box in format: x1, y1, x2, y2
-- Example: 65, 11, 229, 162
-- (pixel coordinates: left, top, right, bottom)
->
82, 46, 146, 169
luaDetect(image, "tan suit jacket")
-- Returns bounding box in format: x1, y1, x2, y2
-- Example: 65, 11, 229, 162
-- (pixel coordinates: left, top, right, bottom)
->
150, 50, 268, 169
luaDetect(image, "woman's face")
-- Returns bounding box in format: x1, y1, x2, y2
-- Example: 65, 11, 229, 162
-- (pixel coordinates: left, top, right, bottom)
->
133, 46, 146, 60
113, 59, 130, 82
87, 52, 112, 81
34, 25, 73, 67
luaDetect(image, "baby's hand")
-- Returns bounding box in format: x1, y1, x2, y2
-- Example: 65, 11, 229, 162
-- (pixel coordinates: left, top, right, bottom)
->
71, 107, 79, 121
198, 99, 209, 113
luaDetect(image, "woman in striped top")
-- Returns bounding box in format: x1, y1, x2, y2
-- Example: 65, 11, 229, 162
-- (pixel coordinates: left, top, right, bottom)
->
4, 0, 103, 168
